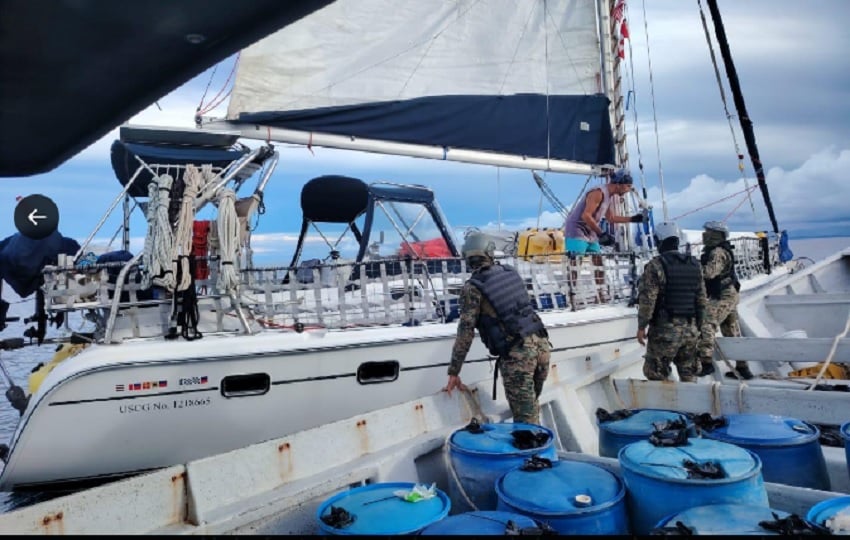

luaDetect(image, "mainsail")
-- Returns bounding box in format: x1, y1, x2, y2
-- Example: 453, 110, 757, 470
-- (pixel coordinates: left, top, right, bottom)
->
207, 0, 619, 175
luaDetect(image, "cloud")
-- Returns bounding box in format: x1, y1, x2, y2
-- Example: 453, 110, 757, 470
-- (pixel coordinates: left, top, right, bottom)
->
645, 146, 850, 237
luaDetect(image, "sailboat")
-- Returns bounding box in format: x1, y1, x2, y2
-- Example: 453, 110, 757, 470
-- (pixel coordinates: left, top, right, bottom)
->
0, 0, 818, 496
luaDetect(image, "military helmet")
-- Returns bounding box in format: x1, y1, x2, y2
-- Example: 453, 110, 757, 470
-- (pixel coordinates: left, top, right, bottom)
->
461, 231, 496, 262
703, 220, 729, 238
653, 221, 681, 243
610, 168, 633, 185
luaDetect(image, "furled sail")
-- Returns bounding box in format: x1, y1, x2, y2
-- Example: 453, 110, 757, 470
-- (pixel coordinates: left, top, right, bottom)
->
216, 0, 617, 174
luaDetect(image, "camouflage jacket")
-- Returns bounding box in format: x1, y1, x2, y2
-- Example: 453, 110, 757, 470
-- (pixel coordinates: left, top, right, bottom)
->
637, 254, 708, 329
448, 274, 501, 376
702, 245, 738, 302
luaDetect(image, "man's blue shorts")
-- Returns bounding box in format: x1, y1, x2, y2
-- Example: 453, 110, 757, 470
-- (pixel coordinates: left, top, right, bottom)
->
566, 238, 601, 254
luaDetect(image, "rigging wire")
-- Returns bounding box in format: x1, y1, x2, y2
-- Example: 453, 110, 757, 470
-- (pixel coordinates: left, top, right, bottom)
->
697, 0, 758, 224
544, 0, 551, 169
639, 0, 669, 221
623, 4, 647, 198
672, 184, 757, 221
197, 54, 240, 117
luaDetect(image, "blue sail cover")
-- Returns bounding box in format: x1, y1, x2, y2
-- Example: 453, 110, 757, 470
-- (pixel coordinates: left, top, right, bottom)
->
235, 94, 614, 166
226, 0, 617, 170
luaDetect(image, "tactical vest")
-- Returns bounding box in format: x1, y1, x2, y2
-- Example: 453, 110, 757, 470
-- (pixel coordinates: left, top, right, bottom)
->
656, 251, 702, 319
468, 264, 545, 357
701, 242, 740, 299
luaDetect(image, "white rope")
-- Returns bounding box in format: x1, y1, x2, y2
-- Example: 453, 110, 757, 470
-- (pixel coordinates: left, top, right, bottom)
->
151, 174, 175, 291
442, 431, 479, 511
141, 179, 160, 289
216, 188, 241, 293
808, 308, 850, 391
173, 165, 202, 292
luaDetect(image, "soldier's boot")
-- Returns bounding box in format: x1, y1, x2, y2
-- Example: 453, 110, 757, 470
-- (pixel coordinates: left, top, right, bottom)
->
697, 359, 715, 377
643, 358, 670, 381
725, 361, 754, 380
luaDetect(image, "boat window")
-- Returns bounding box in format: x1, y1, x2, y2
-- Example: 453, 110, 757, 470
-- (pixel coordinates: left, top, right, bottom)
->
368, 201, 452, 260
357, 361, 399, 384
221, 373, 271, 397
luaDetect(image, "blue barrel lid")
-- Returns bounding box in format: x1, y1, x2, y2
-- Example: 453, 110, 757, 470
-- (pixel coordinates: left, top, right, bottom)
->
618, 438, 761, 484
656, 504, 789, 535
316, 482, 450, 535
496, 459, 624, 515
841, 421, 850, 442
598, 409, 692, 435
702, 414, 820, 446
449, 422, 553, 456
806, 495, 850, 530
420, 511, 539, 535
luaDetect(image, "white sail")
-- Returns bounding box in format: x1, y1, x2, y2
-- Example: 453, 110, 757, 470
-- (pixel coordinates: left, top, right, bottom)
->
213, 0, 618, 173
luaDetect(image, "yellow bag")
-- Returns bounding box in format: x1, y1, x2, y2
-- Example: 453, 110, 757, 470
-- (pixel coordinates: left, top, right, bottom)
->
787, 362, 848, 380
517, 228, 564, 263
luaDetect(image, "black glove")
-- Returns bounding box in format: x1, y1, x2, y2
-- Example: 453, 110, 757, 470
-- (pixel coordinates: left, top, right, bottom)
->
630, 213, 646, 223
598, 231, 615, 246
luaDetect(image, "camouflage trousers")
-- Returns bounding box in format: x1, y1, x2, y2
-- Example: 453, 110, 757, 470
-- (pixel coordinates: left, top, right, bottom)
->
499, 334, 551, 425
697, 293, 747, 369
643, 318, 700, 382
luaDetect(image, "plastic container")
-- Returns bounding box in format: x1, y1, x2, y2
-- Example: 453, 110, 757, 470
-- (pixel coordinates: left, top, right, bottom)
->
806, 496, 850, 535
700, 414, 830, 490
653, 503, 790, 535
419, 510, 540, 535
315, 482, 450, 535
597, 408, 694, 459
517, 228, 564, 263
842, 421, 850, 481
495, 459, 629, 534
618, 438, 769, 535
448, 422, 557, 512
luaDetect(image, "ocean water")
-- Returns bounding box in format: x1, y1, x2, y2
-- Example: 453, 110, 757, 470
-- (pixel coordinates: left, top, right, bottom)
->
0, 235, 847, 513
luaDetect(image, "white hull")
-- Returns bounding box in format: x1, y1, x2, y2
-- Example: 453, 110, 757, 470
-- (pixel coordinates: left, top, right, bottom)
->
0, 304, 638, 489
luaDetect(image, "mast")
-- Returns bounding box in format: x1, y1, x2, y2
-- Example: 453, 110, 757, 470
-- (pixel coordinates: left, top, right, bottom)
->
705, 0, 779, 235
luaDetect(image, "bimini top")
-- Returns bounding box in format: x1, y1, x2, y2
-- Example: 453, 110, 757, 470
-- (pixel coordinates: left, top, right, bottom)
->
300, 175, 438, 224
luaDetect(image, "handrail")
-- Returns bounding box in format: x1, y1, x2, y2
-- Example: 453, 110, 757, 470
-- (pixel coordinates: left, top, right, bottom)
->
104, 252, 144, 344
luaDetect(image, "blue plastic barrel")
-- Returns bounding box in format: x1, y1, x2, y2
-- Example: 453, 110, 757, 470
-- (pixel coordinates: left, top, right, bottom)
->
618, 438, 769, 535
806, 496, 850, 534
420, 510, 539, 535
448, 422, 557, 512
653, 504, 790, 535
841, 421, 850, 481
495, 459, 629, 534
315, 482, 450, 535
701, 413, 830, 490
597, 408, 694, 458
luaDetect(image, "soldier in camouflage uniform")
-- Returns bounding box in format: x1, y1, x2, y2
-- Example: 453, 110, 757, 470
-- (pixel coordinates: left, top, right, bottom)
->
696, 221, 754, 379
636, 221, 707, 382
445, 232, 551, 425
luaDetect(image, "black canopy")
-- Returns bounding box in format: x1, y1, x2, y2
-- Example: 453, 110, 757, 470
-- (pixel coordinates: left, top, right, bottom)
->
0, 0, 333, 177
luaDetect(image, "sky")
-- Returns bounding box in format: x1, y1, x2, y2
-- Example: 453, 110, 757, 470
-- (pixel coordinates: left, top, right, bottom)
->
1, 0, 848, 265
